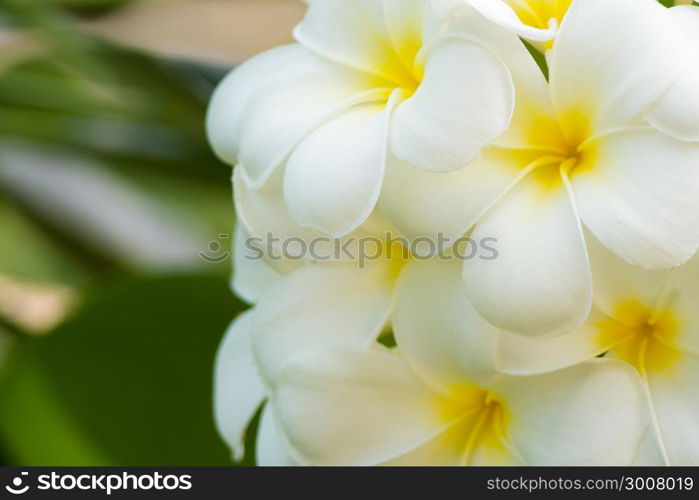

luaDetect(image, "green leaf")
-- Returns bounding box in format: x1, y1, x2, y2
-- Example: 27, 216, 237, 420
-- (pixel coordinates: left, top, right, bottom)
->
0, 196, 87, 285
0, 273, 245, 465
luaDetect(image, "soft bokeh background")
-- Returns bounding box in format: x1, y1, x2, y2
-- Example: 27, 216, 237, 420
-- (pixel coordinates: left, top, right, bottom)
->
0, 0, 305, 466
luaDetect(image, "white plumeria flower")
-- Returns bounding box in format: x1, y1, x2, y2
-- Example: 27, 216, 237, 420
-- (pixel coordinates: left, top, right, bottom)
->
381, 0, 699, 338
498, 237, 699, 465
215, 215, 412, 463
258, 258, 647, 466
207, 0, 517, 238
429, 0, 565, 45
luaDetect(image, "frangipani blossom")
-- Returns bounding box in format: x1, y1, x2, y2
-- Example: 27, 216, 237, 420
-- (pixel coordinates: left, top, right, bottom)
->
207, 0, 516, 238
216, 213, 413, 462
429, 0, 565, 44
498, 237, 699, 465
263, 259, 647, 466
381, 0, 699, 338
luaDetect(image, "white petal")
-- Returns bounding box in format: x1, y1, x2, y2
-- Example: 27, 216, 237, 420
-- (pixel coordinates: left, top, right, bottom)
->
213, 312, 266, 462
294, 0, 421, 86
390, 36, 514, 172
380, 424, 472, 466
232, 225, 283, 304
633, 427, 666, 466
274, 346, 451, 466
379, 148, 533, 248
252, 262, 394, 385
206, 44, 301, 165
256, 406, 296, 466
585, 231, 670, 319
647, 6, 699, 142
430, 0, 557, 41
234, 167, 334, 264
394, 259, 500, 391
646, 352, 699, 465
572, 129, 699, 269
445, 6, 562, 151
496, 308, 610, 376
497, 359, 647, 465
667, 253, 699, 356
284, 97, 396, 238
549, 0, 681, 139
384, 0, 440, 69
235, 167, 394, 265
463, 167, 592, 337
208, 43, 388, 186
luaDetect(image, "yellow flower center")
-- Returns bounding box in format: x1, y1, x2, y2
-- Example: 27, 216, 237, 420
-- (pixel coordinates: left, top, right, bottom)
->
360, 13, 426, 96
511, 114, 592, 195
595, 299, 682, 373
507, 0, 573, 49
379, 39, 424, 95
437, 384, 513, 465
507, 0, 572, 29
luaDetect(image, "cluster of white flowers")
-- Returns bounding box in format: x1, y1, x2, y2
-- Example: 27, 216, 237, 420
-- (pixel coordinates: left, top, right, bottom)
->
208, 0, 699, 466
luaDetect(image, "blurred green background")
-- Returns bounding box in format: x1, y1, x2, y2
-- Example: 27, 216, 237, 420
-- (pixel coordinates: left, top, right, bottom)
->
0, 0, 304, 465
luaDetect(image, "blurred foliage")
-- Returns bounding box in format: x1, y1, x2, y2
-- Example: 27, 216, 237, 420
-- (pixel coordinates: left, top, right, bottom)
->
0, 274, 244, 465
0, 0, 246, 466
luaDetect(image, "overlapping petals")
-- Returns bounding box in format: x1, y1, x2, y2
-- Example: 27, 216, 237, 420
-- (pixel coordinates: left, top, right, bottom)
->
210, 0, 699, 468
499, 245, 699, 465
414, 0, 699, 337
208, 0, 516, 238
270, 260, 647, 465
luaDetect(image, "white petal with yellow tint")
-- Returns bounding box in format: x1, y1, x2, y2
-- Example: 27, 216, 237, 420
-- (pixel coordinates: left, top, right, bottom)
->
275, 346, 455, 466
390, 37, 514, 172
429, 0, 557, 42
284, 98, 396, 238
380, 421, 471, 466
445, 6, 563, 151
549, 0, 680, 140
207, 44, 385, 180
646, 6, 699, 142
496, 308, 610, 376
645, 352, 699, 465
379, 148, 530, 247
463, 166, 592, 337
497, 359, 647, 465
214, 312, 266, 461
384, 0, 438, 70
294, 0, 417, 86
572, 129, 699, 269
257, 406, 296, 466
585, 231, 670, 319
252, 262, 394, 385
394, 258, 501, 391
